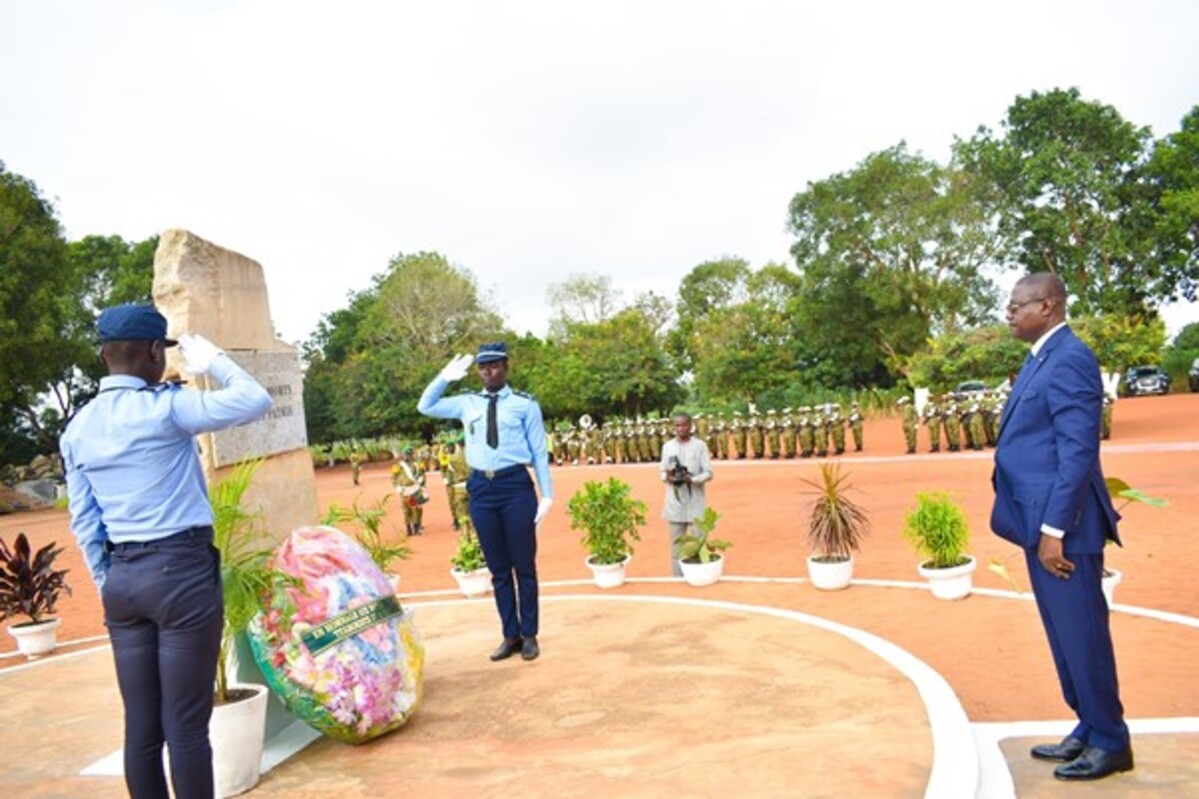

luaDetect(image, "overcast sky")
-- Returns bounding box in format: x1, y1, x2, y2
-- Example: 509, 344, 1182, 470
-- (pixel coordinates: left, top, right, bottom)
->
3, 0, 1198, 344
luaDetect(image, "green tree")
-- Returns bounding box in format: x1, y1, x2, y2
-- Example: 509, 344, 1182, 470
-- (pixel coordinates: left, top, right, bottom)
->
688, 263, 799, 404
546, 273, 622, 331
787, 143, 1004, 387
301, 252, 503, 442
1139, 105, 1199, 306
956, 87, 1160, 318
0, 162, 74, 456
1164, 321, 1199, 379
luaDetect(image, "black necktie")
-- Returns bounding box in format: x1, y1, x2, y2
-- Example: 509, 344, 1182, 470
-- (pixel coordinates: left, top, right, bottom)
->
487, 394, 499, 449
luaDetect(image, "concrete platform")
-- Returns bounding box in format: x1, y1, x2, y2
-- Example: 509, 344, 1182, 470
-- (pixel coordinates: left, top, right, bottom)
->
3, 589, 1196, 798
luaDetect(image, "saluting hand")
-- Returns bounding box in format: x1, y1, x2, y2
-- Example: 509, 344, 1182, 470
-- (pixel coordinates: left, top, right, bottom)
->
178, 333, 224, 375
439, 353, 475, 382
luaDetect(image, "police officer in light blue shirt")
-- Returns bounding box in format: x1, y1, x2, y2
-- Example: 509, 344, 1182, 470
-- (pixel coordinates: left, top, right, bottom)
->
418, 342, 553, 662
60, 304, 271, 799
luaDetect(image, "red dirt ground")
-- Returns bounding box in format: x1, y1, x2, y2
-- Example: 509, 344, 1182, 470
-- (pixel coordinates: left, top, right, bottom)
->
4, 393, 1198, 725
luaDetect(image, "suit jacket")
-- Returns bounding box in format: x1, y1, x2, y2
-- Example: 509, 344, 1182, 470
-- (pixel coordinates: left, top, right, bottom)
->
990, 326, 1120, 555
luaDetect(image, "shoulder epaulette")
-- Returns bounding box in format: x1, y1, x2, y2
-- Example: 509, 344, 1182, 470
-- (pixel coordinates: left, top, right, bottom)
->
512, 389, 537, 401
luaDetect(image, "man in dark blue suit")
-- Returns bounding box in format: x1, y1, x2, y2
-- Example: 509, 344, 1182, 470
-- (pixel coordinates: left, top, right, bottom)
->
990, 273, 1132, 781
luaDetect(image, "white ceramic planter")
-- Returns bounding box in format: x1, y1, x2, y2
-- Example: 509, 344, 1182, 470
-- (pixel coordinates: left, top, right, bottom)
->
451, 567, 492, 597
679, 555, 724, 587
807, 555, 854, 590
1102, 568, 1123, 606
7, 617, 60, 658
211, 683, 269, 797
586, 556, 629, 589
917, 555, 976, 600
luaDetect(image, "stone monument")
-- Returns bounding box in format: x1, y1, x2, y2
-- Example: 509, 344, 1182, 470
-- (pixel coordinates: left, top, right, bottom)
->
152, 228, 320, 539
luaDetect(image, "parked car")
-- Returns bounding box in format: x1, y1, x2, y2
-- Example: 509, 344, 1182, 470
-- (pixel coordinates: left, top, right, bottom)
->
1189, 358, 1199, 392
954, 380, 987, 400
1123, 365, 1169, 397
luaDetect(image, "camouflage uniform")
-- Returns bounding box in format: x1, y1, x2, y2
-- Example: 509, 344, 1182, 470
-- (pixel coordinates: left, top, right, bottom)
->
748, 411, 765, 459
942, 400, 962, 452
898, 397, 917, 454
1101, 394, 1113, 440
922, 400, 941, 453
828, 404, 846, 455
732, 412, 748, 459
764, 410, 779, 459
781, 409, 797, 458
849, 403, 864, 452
798, 407, 815, 458
394, 450, 427, 535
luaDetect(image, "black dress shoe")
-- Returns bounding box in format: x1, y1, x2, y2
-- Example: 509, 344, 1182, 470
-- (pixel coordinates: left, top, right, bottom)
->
489, 637, 522, 661
1053, 746, 1134, 781
521, 636, 540, 661
1030, 735, 1086, 762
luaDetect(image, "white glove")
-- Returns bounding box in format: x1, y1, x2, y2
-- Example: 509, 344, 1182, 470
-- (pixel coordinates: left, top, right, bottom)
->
177, 333, 224, 375
439, 353, 475, 382
534, 497, 553, 525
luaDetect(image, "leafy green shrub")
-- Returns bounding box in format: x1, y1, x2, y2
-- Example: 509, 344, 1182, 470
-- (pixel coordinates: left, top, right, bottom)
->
568, 478, 646, 565
903, 491, 971, 569
674, 507, 731, 563
450, 529, 486, 572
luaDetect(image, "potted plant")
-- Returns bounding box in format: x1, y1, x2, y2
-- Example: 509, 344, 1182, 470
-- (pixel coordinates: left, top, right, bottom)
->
0, 533, 70, 658
802, 463, 870, 590
568, 477, 646, 589
674, 507, 732, 587
449, 527, 491, 597
209, 459, 297, 797
321, 494, 411, 592
903, 491, 975, 600
1101, 476, 1167, 605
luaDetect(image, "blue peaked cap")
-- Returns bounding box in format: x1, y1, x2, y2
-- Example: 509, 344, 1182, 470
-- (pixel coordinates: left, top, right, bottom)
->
97, 304, 177, 345
476, 341, 508, 364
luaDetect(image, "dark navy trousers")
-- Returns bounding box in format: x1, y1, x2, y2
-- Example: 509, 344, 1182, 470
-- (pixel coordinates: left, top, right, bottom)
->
467, 467, 539, 639
102, 527, 222, 799
1025, 549, 1129, 752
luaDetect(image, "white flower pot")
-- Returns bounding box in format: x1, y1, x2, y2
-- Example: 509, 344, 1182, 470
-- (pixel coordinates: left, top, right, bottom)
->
211, 683, 269, 797
917, 555, 976, 600
387, 572, 402, 594
1102, 568, 1123, 606
586, 556, 629, 589
451, 567, 491, 597
807, 555, 854, 590
679, 555, 724, 587
7, 617, 60, 658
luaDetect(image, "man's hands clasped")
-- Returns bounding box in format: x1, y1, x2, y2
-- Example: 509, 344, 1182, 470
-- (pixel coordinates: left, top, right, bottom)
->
440, 353, 476, 382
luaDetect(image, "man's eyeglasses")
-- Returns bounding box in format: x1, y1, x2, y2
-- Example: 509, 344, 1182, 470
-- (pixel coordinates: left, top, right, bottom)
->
1005, 297, 1048, 314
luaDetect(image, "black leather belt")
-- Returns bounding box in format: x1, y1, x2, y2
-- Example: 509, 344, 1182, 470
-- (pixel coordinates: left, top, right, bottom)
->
106, 525, 215, 552
471, 464, 527, 480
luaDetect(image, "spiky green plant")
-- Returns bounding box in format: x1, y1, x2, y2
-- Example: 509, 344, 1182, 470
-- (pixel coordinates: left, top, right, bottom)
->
903, 491, 971, 569
211, 459, 297, 703
802, 463, 870, 562
568, 478, 646, 565
674, 507, 732, 564
321, 494, 411, 572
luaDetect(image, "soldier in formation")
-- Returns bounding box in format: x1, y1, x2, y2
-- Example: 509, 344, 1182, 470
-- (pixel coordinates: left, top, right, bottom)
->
898, 396, 918, 454
849, 403, 864, 452
923, 398, 941, 453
